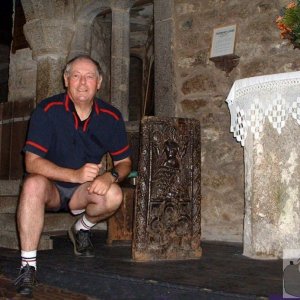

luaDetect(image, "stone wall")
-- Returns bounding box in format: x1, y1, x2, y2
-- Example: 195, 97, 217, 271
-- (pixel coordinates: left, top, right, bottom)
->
173, 0, 300, 242
8, 48, 37, 103
5, 0, 300, 243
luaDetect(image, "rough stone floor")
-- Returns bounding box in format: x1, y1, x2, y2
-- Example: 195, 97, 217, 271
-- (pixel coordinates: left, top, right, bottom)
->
0, 231, 282, 300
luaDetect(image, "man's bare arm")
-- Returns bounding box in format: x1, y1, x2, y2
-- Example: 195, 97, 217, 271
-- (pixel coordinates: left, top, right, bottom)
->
87, 157, 132, 195
25, 152, 101, 184
112, 157, 132, 182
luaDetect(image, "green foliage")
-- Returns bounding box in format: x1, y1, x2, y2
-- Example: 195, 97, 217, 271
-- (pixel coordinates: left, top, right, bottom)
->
278, 1, 300, 45
283, 6, 300, 29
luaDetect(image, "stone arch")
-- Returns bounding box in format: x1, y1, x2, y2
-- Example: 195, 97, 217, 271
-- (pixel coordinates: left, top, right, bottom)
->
69, 1, 132, 119
68, 1, 112, 59
74, 1, 111, 21
18, 0, 153, 119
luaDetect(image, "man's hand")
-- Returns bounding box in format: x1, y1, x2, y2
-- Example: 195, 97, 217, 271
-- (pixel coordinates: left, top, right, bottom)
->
87, 172, 114, 195
74, 163, 102, 183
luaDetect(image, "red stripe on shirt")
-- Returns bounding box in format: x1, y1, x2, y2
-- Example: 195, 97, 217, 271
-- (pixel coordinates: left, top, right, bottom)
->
99, 108, 119, 120
72, 112, 78, 129
94, 102, 100, 115
26, 141, 48, 153
110, 145, 129, 156
83, 117, 91, 132
44, 102, 64, 112
65, 94, 70, 111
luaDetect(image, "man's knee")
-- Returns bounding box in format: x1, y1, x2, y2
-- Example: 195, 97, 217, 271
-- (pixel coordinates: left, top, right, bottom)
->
104, 184, 123, 213
21, 174, 52, 201
23, 174, 49, 189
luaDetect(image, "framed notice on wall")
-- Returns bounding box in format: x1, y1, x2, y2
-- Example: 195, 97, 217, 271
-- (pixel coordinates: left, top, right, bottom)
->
210, 24, 237, 58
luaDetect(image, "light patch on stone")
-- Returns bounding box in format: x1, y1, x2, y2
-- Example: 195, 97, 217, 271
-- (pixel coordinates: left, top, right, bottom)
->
176, 4, 196, 15
178, 57, 196, 68
279, 186, 299, 243
281, 149, 298, 185
255, 143, 264, 165
214, 206, 221, 217
203, 128, 219, 142
201, 150, 206, 164
254, 222, 278, 258
283, 63, 293, 73
258, 212, 266, 218
118, 84, 127, 92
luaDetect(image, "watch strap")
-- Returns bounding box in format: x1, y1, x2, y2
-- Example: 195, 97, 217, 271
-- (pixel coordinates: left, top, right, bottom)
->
110, 169, 119, 182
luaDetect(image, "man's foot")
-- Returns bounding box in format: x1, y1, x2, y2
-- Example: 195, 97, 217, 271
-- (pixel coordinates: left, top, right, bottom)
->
68, 223, 95, 257
14, 264, 37, 297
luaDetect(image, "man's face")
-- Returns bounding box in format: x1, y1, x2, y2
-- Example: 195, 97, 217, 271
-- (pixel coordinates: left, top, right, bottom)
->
64, 58, 102, 105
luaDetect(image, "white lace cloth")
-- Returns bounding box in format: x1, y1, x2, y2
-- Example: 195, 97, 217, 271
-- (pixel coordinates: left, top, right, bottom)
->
226, 71, 300, 146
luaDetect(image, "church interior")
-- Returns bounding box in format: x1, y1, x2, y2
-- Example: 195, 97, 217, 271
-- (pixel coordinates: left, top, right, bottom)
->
1, 0, 297, 298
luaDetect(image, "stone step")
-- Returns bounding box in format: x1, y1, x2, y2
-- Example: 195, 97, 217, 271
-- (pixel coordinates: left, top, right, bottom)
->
0, 180, 21, 196
0, 180, 132, 250
0, 213, 107, 232
0, 230, 54, 250
0, 229, 106, 251
0, 215, 106, 250
0, 195, 18, 213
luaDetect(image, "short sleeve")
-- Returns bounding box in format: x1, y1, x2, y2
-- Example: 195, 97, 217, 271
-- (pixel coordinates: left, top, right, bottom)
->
108, 116, 131, 161
23, 106, 53, 157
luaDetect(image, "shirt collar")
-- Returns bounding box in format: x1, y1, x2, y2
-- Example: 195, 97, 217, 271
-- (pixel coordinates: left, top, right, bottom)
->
64, 93, 100, 115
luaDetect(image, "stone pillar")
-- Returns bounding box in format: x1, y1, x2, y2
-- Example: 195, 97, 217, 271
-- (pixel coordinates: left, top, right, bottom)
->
110, 0, 131, 120
23, 19, 74, 101
34, 55, 67, 102
244, 119, 300, 259
21, 0, 75, 101
153, 0, 176, 117
132, 116, 201, 261
226, 72, 300, 259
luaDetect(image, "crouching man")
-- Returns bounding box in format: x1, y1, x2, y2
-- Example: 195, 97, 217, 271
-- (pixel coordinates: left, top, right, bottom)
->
14, 55, 132, 296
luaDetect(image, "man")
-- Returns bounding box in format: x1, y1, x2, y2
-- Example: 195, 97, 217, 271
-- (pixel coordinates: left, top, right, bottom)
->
14, 55, 132, 296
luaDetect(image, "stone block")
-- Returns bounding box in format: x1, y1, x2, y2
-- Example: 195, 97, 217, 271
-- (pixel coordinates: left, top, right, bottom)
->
0, 230, 54, 250
8, 49, 37, 102
0, 180, 21, 196
0, 196, 18, 213
0, 212, 106, 239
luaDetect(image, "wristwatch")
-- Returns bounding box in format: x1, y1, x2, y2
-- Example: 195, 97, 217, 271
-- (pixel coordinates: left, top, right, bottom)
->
110, 169, 119, 182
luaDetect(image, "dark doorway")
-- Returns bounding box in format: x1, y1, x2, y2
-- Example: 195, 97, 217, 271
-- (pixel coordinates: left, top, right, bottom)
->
128, 55, 143, 121
0, 1, 13, 103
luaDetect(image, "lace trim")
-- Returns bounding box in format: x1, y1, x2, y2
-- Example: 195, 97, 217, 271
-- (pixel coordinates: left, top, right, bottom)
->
226, 73, 300, 146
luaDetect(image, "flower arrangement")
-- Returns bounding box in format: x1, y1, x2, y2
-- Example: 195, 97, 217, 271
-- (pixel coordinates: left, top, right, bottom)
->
276, 1, 300, 48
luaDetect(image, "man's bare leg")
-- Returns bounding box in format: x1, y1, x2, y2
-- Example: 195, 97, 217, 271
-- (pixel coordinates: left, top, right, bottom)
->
15, 174, 60, 296
18, 174, 60, 251
68, 182, 123, 257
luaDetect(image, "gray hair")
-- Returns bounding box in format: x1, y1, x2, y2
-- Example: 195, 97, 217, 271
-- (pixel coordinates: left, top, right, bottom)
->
64, 55, 103, 78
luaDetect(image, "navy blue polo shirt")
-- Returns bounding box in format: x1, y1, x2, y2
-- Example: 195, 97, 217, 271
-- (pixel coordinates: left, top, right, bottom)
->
23, 93, 131, 187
